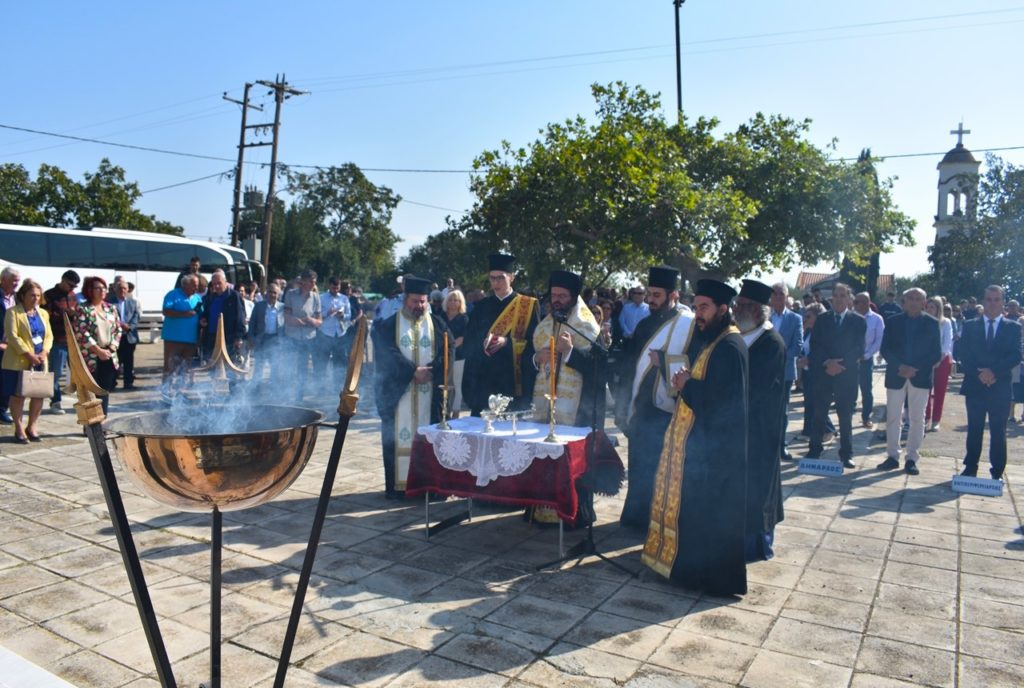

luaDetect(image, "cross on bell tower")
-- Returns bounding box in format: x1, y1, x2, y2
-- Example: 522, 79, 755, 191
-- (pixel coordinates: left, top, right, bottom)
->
934, 122, 980, 240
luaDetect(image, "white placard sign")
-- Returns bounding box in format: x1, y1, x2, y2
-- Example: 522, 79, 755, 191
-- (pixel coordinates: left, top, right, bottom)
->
951, 475, 1003, 497
798, 459, 844, 477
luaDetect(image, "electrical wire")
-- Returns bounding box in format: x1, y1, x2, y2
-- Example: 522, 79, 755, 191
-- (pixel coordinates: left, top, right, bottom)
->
140, 170, 233, 194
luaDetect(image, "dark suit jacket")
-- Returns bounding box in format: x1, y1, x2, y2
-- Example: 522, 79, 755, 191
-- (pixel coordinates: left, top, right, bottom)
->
249, 300, 284, 345
959, 316, 1022, 399
809, 309, 865, 385
879, 312, 943, 389
201, 290, 247, 349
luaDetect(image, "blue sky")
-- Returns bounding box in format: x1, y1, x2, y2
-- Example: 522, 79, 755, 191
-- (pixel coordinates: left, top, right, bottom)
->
4, 1, 1023, 282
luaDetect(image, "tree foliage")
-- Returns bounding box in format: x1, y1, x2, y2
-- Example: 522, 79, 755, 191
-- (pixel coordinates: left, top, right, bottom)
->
0, 159, 184, 234
930, 154, 1024, 300
408, 82, 915, 291
266, 164, 402, 286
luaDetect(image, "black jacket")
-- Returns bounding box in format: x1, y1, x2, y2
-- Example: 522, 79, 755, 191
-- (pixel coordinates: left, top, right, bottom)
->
879, 312, 943, 390
809, 309, 865, 383
959, 316, 1022, 398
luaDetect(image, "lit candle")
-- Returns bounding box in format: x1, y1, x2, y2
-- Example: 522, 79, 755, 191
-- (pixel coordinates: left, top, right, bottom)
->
443, 332, 449, 386
549, 334, 556, 396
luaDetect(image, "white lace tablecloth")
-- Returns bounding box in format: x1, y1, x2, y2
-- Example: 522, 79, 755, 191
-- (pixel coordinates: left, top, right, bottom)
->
417, 417, 590, 486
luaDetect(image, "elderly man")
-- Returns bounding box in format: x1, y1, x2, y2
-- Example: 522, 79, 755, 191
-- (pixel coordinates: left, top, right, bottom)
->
769, 282, 803, 461
249, 282, 285, 387
854, 292, 885, 429
462, 253, 539, 415
160, 275, 203, 390
200, 270, 247, 362
618, 266, 694, 530
372, 276, 453, 499
643, 279, 748, 595
283, 269, 322, 402
806, 283, 865, 468
877, 288, 942, 475
958, 285, 1022, 479
0, 266, 22, 423
110, 280, 140, 390
735, 279, 786, 562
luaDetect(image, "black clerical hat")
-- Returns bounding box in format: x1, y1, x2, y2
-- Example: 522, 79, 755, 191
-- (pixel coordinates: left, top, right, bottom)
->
548, 269, 583, 299
738, 279, 773, 305
402, 275, 431, 295
487, 253, 517, 273
695, 279, 737, 306
648, 265, 679, 291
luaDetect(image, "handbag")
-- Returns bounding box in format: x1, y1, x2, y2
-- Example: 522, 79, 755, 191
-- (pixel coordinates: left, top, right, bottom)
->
16, 363, 54, 399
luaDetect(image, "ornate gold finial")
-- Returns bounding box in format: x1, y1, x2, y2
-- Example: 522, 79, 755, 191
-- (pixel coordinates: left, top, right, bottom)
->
338, 315, 367, 418
64, 313, 107, 426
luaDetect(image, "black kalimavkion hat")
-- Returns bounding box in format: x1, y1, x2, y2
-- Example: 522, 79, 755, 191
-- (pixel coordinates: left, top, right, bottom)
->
738, 278, 773, 306
695, 278, 737, 306
487, 253, 517, 273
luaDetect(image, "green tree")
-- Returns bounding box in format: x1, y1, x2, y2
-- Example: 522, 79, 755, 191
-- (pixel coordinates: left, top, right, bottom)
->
930, 154, 1024, 299
267, 164, 402, 285
0, 159, 184, 234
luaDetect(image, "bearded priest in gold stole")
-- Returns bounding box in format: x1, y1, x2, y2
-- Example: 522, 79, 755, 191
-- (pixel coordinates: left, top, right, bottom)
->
372, 275, 453, 500
528, 269, 606, 524
642, 278, 749, 595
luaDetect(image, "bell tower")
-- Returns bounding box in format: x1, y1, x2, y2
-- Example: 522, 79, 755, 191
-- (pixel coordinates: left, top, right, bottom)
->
934, 122, 980, 240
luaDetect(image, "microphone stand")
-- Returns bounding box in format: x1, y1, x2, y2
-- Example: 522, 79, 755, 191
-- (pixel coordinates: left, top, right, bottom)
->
537, 313, 636, 576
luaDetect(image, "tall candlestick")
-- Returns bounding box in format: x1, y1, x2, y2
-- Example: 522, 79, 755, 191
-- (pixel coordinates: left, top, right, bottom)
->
549, 335, 556, 397
443, 333, 449, 385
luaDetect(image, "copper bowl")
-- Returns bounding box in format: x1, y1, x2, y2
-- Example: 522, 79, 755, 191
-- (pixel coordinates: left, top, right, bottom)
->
104, 405, 324, 512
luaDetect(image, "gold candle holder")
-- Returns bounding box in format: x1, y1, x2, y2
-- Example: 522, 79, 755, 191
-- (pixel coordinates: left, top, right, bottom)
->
544, 393, 558, 442
438, 384, 451, 430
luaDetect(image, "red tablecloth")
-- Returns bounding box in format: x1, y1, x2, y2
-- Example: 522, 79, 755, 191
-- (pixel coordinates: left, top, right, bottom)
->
406, 430, 623, 522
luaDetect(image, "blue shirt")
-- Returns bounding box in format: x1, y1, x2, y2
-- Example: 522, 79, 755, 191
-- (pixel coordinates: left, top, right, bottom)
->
162, 288, 202, 344
619, 301, 650, 338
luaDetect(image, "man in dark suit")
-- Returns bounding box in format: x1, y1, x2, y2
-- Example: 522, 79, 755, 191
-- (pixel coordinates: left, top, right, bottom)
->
807, 283, 865, 467
110, 281, 141, 389
770, 282, 803, 461
959, 285, 1022, 479
877, 288, 942, 475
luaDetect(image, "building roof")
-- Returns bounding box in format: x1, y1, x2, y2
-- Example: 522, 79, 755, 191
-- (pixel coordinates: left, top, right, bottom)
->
795, 271, 895, 295
939, 143, 978, 165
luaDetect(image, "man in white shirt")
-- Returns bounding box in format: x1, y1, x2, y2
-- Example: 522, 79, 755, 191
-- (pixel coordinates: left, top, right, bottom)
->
618, 286, 650, 341
854, 292, 885, 429
319, 276, 352, 391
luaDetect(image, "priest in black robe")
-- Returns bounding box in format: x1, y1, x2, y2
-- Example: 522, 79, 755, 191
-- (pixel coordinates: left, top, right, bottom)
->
619, 266, 695, 530
372, 276, 453, 499
734, 279, 786, 562
461, 253, 540, 414
642, 279, 749, 596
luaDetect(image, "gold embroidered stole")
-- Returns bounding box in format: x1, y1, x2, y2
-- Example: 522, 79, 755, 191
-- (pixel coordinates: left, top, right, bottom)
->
488, 293, 538, 396
393, 313, 434, 489
641, 325, 739, 577
531, 303, 600, 425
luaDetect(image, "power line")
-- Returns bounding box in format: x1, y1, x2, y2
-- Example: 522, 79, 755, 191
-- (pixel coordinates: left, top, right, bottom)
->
140, 170, 233, 194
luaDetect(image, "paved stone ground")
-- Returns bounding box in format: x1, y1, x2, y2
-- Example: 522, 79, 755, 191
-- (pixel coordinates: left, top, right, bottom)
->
0, 342, 1021, 687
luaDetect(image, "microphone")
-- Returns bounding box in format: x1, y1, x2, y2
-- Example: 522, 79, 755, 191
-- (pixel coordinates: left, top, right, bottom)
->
552, 310, 569, 323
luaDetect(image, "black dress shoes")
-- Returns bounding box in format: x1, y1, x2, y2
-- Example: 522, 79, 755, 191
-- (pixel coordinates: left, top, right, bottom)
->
877, 457, 900, 471
840, 458, 856, 469
904, 461, 919, 475
960, 467, 978, 478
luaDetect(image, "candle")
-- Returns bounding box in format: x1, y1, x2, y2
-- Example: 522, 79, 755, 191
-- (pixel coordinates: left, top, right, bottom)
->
549, 334, 556, 396
443, 333, 449, 386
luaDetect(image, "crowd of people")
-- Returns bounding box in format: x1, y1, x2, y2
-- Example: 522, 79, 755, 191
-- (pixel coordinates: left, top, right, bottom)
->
4, 253, 1022, 597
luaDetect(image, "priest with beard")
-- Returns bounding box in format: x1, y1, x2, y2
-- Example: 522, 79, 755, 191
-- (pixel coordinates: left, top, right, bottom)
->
531, 269, 605, 427
642, 279, 749, 595
734, 279, 786, 562
619, 265, 695, 531
372, 276, 453, 499
462, 253, 540, 414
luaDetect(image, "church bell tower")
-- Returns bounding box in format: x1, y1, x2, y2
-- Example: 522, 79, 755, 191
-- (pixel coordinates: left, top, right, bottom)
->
934, 122, 981, 240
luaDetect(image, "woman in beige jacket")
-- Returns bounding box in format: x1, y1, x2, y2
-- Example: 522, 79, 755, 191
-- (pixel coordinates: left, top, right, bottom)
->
2, 279, 53, 443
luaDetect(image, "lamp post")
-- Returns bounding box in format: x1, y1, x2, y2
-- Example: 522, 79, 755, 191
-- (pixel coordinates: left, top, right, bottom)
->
673, 0, 685, 121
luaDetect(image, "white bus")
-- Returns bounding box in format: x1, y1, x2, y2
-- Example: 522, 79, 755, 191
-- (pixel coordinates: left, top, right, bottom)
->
0, 223, 264, 316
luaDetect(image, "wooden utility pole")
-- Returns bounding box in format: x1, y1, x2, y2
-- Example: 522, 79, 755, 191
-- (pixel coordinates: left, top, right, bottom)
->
223, 83, 263, 247
255, 74, 307, 284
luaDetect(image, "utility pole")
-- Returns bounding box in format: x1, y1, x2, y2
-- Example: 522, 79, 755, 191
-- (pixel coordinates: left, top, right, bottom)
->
255, 74, 307, 285
673, 0, 686, 122
223, 83, 263, 247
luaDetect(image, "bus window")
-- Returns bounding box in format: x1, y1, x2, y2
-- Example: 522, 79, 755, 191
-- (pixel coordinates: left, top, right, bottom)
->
147, 242, 194, 271
95, 236, 147, 270
192, 245, 227, 272
0, 229, 47, 265
49, 234, 94, 267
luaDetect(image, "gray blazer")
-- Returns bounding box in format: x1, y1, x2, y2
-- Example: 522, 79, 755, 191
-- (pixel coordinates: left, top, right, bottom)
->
115, 297, 141, 345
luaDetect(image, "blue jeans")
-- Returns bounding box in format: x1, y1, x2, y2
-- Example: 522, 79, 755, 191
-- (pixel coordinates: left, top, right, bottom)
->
49, 344, 69, 403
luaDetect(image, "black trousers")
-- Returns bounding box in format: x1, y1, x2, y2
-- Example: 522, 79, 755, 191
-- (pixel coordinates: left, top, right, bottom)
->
964, 391, 1010, 478
118, 338, 136, 387
810, 373, 857, 460
858, 359, 874, 423
95, 359, 117, 414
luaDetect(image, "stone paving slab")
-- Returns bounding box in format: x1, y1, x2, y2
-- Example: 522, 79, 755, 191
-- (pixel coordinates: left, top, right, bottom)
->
0, 345, 1021, 686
